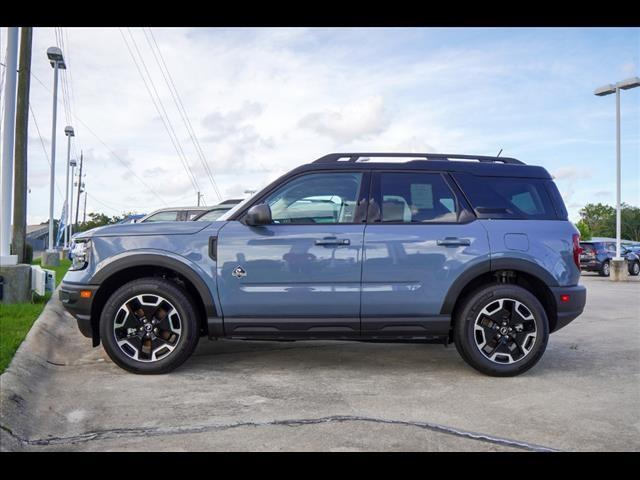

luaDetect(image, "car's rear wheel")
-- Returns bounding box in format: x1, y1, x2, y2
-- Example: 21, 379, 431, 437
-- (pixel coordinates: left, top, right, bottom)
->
453, 284, 549, 377
599, 261, 610, 277
100, 277, 200, 374
629, 261, 640, 276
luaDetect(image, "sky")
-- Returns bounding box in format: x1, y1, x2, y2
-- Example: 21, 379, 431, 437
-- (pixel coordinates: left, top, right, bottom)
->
1, 27, 639, 225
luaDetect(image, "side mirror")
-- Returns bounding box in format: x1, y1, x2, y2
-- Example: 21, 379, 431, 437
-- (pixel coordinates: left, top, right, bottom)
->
245, 204, 272, 226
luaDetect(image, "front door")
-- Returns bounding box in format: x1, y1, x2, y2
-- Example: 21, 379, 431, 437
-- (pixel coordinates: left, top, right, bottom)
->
216, 171, 368, 338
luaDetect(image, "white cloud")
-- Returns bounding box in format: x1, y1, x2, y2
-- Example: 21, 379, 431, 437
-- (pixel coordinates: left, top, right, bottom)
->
298, 96, 390, 143
551, 166, 591, 180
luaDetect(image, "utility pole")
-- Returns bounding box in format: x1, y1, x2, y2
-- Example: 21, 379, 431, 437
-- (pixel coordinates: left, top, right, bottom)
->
75, 151, 83, 225
197, 191, 203, 206
83, 191, 87, 224
11, 27, 32, 264
1, 27, 19, 265
69, 158, 76, 237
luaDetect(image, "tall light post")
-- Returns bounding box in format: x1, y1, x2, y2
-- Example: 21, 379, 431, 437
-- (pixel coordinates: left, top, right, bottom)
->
1, 27, 19, 265
69, 158, 77, 239
594, 77, 640, 278
46, 46, 65, 254
63, 126, 74, 248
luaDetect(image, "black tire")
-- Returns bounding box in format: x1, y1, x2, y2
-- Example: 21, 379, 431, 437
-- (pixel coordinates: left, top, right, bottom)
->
453, 284, 549, 377
599, 261, 610, 277
99, 277, 200, 374
629, 261, 640, 277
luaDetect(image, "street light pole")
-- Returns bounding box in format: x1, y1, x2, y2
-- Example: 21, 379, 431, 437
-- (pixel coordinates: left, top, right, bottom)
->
594, 76, 640, 279
46, 47, 65, 254
615, 86, 621, 261
63, 126, 74, 248
1, 27, 19, 265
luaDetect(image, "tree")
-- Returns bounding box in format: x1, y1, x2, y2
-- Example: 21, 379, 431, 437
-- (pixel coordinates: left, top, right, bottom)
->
621, 204, 640, 242
579, 203, 615, 237
75, 212, 135, 233
579, 202, 640, 241
575, 219, 591, 240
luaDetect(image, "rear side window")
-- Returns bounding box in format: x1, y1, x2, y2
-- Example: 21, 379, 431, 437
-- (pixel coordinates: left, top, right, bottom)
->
453, 173, 558, 220
374, 172, 458, 223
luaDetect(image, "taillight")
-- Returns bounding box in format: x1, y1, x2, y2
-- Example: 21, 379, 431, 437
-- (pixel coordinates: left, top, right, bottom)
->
572, 233, 582, 268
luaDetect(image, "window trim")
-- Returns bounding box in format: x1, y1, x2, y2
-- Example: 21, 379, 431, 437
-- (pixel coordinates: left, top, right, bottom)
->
367, 170, 470, 225
235, 170, 371, 226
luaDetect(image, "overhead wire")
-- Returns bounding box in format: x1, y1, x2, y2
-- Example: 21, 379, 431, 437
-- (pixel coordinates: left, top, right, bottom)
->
144, 27, 222, 201
119, 27, 202, 199
29, 69, 169, 207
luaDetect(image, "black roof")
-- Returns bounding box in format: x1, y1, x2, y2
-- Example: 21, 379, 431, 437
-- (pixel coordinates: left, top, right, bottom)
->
291, 153, 552, 179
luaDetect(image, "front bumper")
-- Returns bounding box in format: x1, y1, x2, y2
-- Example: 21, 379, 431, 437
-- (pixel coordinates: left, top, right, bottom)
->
59, 281, 99, 339
549, 284, 587, 332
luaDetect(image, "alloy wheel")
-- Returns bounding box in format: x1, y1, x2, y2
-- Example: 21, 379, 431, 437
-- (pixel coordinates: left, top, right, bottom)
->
113, 294, 182, 362
473, 298, 537, 365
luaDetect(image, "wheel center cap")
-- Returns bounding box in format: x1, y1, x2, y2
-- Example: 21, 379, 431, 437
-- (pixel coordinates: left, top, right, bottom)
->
500, 326, 509, 335
144, 324, 153, 332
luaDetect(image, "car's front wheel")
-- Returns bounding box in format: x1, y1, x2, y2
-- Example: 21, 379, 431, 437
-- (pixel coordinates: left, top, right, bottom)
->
599, 261, 610, 277
453, 284, 549, 377
629, 261, 640, 276
99, 277, 200, 374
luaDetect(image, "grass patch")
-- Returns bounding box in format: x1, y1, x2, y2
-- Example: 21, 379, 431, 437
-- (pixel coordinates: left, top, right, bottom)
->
0, 258, 71, 373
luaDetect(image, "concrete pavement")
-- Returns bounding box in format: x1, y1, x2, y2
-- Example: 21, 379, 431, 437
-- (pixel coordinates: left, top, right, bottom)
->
1, 274, 638, 451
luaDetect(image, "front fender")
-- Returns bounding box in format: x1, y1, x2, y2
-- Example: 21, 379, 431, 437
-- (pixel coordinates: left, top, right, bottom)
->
91, 249, 222, 336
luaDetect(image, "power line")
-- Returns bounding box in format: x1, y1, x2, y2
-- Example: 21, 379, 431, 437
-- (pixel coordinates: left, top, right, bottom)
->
62, 27, 81, 160
29, 102, 64, 198
145, 28, 222, 201
29, 69, 169, 206
119, 28, 201, 197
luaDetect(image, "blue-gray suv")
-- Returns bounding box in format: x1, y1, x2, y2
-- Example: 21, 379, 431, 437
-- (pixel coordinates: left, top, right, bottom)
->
60, 153, 586, 376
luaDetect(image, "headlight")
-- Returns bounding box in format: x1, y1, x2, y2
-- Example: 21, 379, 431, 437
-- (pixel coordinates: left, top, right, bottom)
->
70, 239, 91, 271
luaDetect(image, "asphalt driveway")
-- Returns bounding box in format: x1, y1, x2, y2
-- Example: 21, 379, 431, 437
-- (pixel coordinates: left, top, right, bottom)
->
1, 274, 638, 451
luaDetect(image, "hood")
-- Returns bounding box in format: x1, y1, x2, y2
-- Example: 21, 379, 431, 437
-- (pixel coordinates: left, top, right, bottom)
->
75, 220, 226, 239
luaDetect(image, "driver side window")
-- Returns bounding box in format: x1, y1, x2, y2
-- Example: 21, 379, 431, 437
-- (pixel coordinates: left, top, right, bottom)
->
263, 172, 363, 224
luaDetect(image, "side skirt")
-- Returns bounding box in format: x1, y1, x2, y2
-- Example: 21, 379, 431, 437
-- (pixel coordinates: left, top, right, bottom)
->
217, 315, 451, 342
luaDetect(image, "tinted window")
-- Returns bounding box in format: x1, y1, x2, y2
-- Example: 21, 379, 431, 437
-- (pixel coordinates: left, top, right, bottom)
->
376, 172, 458, 223
187, 210, 206, 220
143, 210, 179, 222
454, 173, 557, 220
196, 208, 230, 221
263, 172, 363, 224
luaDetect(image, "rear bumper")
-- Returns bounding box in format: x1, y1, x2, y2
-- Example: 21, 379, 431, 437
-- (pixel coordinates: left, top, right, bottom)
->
549, 284, 587, 332
580, 260, 601, 271
59, 281, 99, 339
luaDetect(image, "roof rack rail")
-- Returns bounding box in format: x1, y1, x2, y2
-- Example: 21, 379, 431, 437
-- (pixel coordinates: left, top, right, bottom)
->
313, 152, 524, 165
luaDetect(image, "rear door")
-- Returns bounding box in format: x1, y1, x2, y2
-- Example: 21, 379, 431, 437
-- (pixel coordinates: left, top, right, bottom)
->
361, 171, 490, 338
216, 171, 369, 338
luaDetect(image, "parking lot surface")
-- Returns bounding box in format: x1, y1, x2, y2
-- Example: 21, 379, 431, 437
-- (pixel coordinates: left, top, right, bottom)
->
1, 274, 638, 451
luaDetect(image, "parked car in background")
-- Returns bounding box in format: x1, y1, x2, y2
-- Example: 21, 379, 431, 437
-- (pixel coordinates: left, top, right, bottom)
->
116, 213, 146, 224
139, 206, 210, 223
192, 199, 245, 221
61, 152, 586, 377
579, 239, 640, 276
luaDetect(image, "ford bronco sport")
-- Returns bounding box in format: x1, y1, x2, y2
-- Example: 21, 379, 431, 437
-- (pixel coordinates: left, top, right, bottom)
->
60, 153, 586, 377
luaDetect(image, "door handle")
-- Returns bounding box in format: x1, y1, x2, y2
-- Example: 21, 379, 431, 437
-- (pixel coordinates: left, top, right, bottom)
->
437, 237, 471, 247
315, 237, 351, 246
